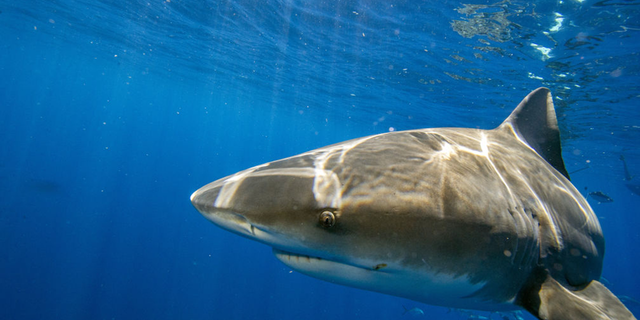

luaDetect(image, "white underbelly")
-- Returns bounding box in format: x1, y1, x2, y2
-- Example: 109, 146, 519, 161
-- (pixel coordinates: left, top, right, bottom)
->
273, 250, 519, 311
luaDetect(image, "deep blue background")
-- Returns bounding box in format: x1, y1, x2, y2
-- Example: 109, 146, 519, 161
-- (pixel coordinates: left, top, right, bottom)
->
1, 1, 638, 319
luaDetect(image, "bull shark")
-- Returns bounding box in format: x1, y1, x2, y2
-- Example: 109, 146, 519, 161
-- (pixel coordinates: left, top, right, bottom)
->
191, 88, 636, 319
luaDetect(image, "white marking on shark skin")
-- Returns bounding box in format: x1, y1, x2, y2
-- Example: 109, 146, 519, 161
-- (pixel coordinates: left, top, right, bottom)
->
499, 122, 550, 167
499, 122, 595, 251
417, 129, 563, 257
312, 168, 342, 209
478, 130, 563, 254
553, 183, 594, 228
302, 134, 381, 166
436, 126, 563, 252
480, 132, 517, 202
436, 142, 455, 160
522, 178, 562, 254
336, 135, 379, 164
215, 163, 342, 210
498, 123, 597, 241
310, 136, 382, 209
214, 163, 269, 208
425, 130, 518, 203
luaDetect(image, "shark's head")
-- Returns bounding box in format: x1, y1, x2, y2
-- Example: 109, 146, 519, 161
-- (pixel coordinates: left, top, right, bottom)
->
189, 152, 386, 269
190, 136, 513, 309
190, 155, 347, 260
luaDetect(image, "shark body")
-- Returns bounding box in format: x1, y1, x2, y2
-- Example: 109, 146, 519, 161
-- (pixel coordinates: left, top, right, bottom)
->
191, 88, 635, 319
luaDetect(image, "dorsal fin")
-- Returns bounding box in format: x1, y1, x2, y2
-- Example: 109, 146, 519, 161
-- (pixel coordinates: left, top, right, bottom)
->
498, 87, 570, 180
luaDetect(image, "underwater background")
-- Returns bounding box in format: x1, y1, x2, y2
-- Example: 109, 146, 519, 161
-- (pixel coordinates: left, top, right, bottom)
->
0, 0, 638, 319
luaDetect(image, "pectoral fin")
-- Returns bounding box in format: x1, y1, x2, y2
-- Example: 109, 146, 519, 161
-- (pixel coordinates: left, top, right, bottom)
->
518, 275, 636, 320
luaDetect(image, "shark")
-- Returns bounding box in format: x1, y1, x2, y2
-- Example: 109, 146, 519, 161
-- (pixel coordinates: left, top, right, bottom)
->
191, 88, 636, 319
621, 155, 640, 197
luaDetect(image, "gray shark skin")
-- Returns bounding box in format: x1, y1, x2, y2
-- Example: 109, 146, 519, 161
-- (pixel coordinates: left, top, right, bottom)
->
191, 88, 635, 320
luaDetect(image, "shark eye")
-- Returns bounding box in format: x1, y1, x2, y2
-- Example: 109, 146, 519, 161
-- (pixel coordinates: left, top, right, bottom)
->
319, 211, 336, 228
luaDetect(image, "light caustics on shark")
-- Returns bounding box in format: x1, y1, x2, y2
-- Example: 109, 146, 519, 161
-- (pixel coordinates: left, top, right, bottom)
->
190, 88, 636, 320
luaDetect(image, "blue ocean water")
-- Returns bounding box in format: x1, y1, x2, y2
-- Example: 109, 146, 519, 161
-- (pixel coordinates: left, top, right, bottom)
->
0, 0, 638, 319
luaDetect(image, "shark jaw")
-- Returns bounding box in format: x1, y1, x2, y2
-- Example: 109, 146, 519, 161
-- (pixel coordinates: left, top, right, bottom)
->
272, 248, 514, 311
272, 248, 391, 278
272, 247, 396, 293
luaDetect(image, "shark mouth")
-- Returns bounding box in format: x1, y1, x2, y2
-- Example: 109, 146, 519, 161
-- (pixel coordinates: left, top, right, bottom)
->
272, 249, 325, 264
272, 248, 389, 272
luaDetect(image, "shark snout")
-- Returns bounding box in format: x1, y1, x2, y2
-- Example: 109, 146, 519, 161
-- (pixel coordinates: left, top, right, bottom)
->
191, 168, 318, 215
190, 179, 224, 214
190, 179, 257, 237
190, 160, 344, 245
191, 158, 343, 215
